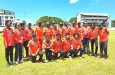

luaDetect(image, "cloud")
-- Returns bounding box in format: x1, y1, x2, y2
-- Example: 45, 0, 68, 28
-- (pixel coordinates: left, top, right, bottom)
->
69, 0, 79, 4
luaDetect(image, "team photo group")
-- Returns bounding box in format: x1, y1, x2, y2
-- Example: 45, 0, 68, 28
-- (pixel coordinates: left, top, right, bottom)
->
2, 20, 109, 67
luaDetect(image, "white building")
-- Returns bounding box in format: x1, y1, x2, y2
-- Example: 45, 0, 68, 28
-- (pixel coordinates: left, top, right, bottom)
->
77, 13, 110, 27
0, 9, 15, 32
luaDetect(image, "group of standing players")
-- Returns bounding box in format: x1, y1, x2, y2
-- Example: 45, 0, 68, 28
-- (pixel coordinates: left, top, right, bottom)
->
2, 20, 109, 66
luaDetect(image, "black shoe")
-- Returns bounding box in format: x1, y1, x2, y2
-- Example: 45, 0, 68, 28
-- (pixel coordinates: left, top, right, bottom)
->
6, 63, 10, 67
18, 61, 23, 64
91, 53, 95, 56
104, 55, 108, 59
9, 62, 13, 65
94, 53, 98, 57
99, 55, 103, 58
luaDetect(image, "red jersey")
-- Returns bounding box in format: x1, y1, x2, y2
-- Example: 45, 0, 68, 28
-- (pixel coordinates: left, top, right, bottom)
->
62, 39, 72, 52
35, 26, 44, 38
26, 28, 34, 41
44, 41, 53, 50
84, 27, 91, 39
91, 28, 99, 39
2, 28, 14, 46
99, 29, 109, 42
70, 26, 77, 37
14, 29, 23, 44
52, 28, 62, 39
45, 28, 52, 39
62, 26, 70, 38
71, 38, 82, 49
35, 26, 44, 51
53, 40, 62, 52
28, 40, 40, 55
20, 29, 27, 42
77, 27, 84, 40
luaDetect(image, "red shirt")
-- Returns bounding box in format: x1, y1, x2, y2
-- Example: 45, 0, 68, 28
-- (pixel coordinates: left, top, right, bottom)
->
70, 26, 77, 37
52, 28, 62, 39
20, 29, 27, 42
35, 26, 44, 39
62, 26, 70, 38
91, 29, 99, 39
14, 29, 23, 44
26, 28, 34, 41
45, 28, 52, 38
84, 27, 91, 39
53, 40, 62, 52
99, 30, 109, 42
49, 25, 54, 31
71, 38, 82, 49
2, 28, 14, 46
44, 41, 53, 50
77, 27, 84, 40
28, 40, 40, 55
62, 39, 72, 52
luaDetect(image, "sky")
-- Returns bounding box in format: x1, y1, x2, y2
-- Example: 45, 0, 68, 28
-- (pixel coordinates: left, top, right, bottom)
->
0, 0, 115, 24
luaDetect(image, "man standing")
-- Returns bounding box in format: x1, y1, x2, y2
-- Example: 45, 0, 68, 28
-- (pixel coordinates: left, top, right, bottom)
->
52, 34, 62, 60
20, 23, 29, 58
28, 34, 43, 63
99, 27, 109, 58
2, 20, 14, 66
14, 23, 23, 64
35, 21, 44, 52
90, 26, 99, 56
26, 23, 34, 41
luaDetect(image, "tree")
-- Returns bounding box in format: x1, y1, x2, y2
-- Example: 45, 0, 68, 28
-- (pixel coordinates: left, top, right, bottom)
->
69, 17, 77, 24
36, 16, 64, 27
111, 20, 115, 27
22, 20, 26, 25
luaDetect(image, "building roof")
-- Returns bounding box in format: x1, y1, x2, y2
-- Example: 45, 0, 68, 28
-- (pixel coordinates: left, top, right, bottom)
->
77, 12, 109, 16
0, 9, 15, 15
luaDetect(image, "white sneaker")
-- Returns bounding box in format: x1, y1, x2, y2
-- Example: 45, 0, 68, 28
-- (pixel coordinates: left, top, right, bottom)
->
69, 56, 72, 59
79, 57, 83, 59
15, 61, 18, 64
45, 60, 48, 63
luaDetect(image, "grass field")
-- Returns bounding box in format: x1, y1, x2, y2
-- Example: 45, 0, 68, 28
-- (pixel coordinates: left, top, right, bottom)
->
0, 31, 115, 75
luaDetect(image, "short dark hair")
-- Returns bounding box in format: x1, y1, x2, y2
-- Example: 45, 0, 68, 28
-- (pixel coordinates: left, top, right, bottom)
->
56, 33, 61, 37
32, 33, 36, 38
28, 23, 31, 26
20, 23, 25, 27
73, 33, 79, 38
5, 20, 11, 26
65, 33, 70, 36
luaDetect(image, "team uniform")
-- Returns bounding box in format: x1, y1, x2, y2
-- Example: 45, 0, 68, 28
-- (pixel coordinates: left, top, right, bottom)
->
69, 26, 77, 37
2, 28, 14, 65
82, 26, 91, 54
99, 28, 109, 57
14, 28, 23, 63
28, 39, 43, 63
61, 38, 72, 58
90, 27, 99, 55
44, 40, 53, 61
52, 28, 62, 39
62, 26, 70, 38
52, 39, 62, 59
44, 27, 52, 39
71, 37, 83, 57
26, 28, 34, 41
20, 29, 29, 58
35, 26, 44, 52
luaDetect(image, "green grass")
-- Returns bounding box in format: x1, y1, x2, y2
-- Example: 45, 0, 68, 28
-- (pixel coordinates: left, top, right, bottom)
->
0, 31, 115, 75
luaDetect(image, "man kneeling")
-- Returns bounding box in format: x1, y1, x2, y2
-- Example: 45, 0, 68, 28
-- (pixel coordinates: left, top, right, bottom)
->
28, 34, 43, 63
